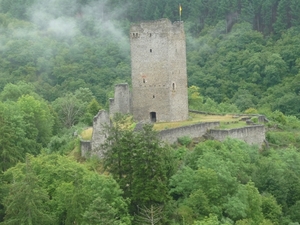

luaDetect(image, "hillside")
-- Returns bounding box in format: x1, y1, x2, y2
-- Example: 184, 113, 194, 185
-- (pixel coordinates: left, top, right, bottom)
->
0, 0, 300, 117
1, 0, 300, 224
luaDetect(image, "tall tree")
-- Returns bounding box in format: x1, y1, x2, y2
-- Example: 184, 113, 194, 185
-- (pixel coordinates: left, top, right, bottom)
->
17, 95, 54, 154
1, 153, 131, 225
0, 102, 25, 172
102, 117, 174, 213
2, 156, 54, 225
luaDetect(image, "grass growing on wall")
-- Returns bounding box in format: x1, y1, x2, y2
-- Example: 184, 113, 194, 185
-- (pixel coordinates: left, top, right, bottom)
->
80, 127, 93, 140
219, 121, 249, 129
81, 113, 252, 135
153, 113, 246, 131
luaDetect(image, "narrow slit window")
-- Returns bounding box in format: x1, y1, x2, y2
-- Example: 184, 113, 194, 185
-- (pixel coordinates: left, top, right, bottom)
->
172, 83, 175, 90
143, 78, 146, 83
150, 49, 152, 53
150, 33, 152, 37
153, 95, 155, 98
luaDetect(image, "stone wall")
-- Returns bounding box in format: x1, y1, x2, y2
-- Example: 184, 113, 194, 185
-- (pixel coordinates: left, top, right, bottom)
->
80, 140, 91, 158
159, 122, 220, 143
130, 19, 188, 122
208, 125, 265, 146
91, 110, 110, 157
82, 120, 266, 158
109, 83, 131, 117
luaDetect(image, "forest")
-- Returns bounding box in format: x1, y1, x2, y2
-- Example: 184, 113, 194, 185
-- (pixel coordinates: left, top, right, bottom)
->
1, 0, 300, 224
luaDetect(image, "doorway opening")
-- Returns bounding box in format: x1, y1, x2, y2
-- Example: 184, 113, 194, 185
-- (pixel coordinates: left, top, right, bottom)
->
150, 112, 157, 122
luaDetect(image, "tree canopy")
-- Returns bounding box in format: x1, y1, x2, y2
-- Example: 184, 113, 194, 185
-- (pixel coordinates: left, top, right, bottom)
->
2, 0, 300, 224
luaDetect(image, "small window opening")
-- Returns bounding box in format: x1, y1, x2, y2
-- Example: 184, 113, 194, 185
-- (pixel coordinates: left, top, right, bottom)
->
150, 49, 152, 53
150, 112, 157, 123
150, 33, 152, 37
172, 83, 175, 90
143, 78, 145, 83
153, 95, 155, 98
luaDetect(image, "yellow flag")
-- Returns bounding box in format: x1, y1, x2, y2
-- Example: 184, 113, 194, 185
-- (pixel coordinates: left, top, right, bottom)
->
179, 4, 182, 16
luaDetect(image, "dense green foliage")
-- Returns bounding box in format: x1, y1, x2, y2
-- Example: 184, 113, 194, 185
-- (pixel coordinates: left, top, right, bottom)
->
1, 0, 300, 116
102, 115, 175, 220
168, 138, 300, 224
1, 0, 300, 224
1, 154, 131, 225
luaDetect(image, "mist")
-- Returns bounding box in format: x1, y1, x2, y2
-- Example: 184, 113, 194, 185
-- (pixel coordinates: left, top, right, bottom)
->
27, 0, 129, 43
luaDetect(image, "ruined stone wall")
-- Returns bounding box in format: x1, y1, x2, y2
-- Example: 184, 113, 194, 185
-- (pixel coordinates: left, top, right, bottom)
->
209, 125, 265, 146
130, 19, 188, 122
82, 120, 266, 158
159, 122, 220, 144
80, 140, 91, 158
91, 110, 110, 157
109, 83, 131, 116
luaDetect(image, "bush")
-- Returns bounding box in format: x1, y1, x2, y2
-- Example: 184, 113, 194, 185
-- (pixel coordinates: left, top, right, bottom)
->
286, 115, 300, 129
178, 136, 192, 146
251, 117, 258, 123
174, 147, 188, 160
266, 132, 296, 147
245, 108, 258, 114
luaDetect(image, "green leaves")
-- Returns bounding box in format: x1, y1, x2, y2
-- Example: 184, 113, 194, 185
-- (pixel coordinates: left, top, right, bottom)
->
2, 153, 131, 225
17, 95, 54, 148
103, 122, 174, 215
2, 156, 54, 225
0, 102, 25, 172
52, 88, 94, 128
169, 139, 291, 224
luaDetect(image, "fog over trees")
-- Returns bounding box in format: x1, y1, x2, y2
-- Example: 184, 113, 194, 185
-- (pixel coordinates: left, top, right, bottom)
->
1, 0, 300, 224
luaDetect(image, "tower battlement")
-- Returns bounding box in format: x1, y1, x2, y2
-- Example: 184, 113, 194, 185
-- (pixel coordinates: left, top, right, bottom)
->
130, 19, 184, 37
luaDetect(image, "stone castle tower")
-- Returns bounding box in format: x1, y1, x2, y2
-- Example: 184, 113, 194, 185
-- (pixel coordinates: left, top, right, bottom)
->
81, 19, 266, 158
130, 19, 188, 122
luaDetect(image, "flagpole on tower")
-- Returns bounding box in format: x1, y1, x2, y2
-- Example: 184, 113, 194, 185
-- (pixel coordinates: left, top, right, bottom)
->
179, 4, 182, 22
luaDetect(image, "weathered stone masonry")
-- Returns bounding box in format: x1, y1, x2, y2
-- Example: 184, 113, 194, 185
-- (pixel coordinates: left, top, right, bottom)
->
130, 19, 188, 123
80, 19, 266, 157
159, 122, 220, 143
109, 84, 131, 117
82, 110, 110, 158
208, 125, 265, 146
81, 121, 266, 157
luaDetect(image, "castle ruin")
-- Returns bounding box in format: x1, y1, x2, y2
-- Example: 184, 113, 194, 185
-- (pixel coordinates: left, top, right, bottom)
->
80, 19, 266, 158
130, 19, 188, 122
109, 18, 188, 123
